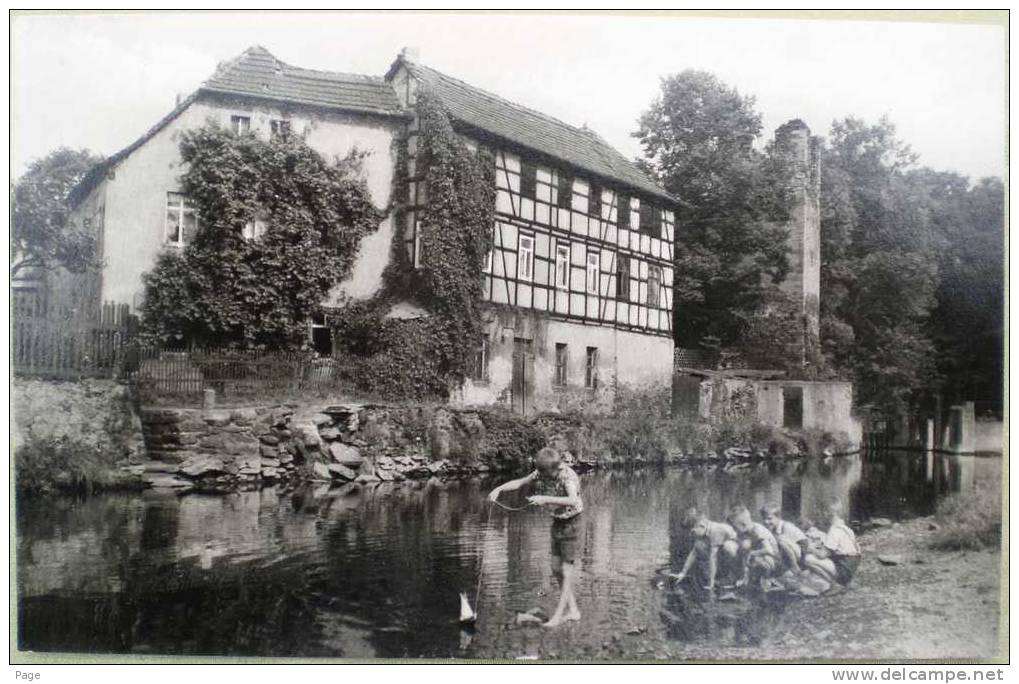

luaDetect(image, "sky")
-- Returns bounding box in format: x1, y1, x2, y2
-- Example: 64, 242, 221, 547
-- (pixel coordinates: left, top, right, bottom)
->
11, 11, 1007, 181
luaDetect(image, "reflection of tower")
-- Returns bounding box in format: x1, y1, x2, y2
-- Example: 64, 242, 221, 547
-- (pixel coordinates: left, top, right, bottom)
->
773, 120, 821, 348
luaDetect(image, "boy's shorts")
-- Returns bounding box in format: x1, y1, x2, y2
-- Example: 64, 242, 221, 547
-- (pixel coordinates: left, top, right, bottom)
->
551, 514, 582, 563
832, 553, 861, 585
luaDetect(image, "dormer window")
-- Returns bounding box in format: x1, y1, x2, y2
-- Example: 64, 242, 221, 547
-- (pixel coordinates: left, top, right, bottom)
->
231, 115, 251, 135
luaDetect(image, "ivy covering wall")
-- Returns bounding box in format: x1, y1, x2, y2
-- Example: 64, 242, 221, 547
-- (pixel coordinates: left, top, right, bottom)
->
332, 88, 496, 399
141, 124, 381, 348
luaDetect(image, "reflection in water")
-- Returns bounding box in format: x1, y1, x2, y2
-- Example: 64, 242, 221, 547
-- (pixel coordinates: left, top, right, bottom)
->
16, 452, 998, 658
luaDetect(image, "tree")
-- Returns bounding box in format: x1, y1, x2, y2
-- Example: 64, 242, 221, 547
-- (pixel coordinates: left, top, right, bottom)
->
141, 124, 381, 348
11, 148, 103, 278
818, 117, 941, 414
635, 70, 791, 349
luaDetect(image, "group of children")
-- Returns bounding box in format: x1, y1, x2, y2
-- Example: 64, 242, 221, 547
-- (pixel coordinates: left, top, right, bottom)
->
670, 501, 861, 598
487, 447, 862, 628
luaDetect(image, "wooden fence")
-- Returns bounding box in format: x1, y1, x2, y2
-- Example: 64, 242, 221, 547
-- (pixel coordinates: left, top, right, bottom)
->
125, 346, 352, 399
13, 311, 133, 380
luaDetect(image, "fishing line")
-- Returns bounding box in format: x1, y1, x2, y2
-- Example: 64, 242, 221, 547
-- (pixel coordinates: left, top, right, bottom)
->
470, 497, 535, 618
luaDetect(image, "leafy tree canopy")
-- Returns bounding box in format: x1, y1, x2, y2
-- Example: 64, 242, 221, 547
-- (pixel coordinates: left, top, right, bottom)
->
635, 70, 792, 349
12, 147, 103, 278
141, 124, 381, 348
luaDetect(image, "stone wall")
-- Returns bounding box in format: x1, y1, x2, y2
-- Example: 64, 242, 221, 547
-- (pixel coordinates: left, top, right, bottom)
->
137, 402, 545, 492
13, 378, 145, 463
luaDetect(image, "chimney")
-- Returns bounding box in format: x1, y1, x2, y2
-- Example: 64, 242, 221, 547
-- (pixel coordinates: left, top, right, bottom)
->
175, 93, 183, 107
400, 46, 420, 64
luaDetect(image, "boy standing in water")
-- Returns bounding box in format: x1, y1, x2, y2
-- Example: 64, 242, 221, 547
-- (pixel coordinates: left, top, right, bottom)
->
488, 447, 583, 628
803, 500, 862, 588
669, 507, 741, 595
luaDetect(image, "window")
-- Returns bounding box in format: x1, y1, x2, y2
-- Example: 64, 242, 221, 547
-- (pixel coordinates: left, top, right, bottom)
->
484, 225, 494, 272
413, 221, 423, 269
270, 119, 291, 138
616, 255, 630, 300
471, 335, 490, 382
589, 182, 602, 217
518, 234, 534, 281
585, 347, 599, 389
556, 171, 573, 209
554, 343, 569, 387
520, 160, 537, 199
783, 386, 804, 429
648, 265, 662, 307
242, 215, 268, 241
231, 115, 251, 135
165, 192, 198, 246
617, 194, 630, 228
640, 203, 662, 238
555, 243, 570, 289
586, 251, 600, 293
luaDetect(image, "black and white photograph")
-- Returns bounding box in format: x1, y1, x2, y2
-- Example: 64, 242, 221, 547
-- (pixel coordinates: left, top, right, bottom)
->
8, 9, 1008, 667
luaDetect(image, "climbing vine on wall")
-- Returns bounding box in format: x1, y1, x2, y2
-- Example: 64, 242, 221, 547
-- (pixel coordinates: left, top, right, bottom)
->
333, 88, 496, 398
141, 124, 381, 348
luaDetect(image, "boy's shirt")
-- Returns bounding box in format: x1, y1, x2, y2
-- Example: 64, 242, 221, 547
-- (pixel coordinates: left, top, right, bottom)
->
698, 521, 737, 548
771, 519, 807, 546
531, 463, 583, 519
740, 521, 779, 556
824, 519, 860, 557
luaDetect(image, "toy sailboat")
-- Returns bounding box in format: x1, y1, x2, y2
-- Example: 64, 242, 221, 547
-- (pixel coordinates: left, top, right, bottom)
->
459, 592, 478, 624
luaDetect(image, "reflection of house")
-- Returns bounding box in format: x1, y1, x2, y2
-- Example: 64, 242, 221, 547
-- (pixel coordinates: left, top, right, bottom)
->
62, 45, 678, 411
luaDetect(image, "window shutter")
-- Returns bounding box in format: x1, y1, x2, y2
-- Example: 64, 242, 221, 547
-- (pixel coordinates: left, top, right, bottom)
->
557, 171, 573, 209
617, 194, 630, 228
589, 183, 602, 217
520, 160, 537, 199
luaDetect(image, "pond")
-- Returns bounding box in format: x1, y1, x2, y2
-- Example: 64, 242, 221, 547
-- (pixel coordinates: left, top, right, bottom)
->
15, 451, 999, 659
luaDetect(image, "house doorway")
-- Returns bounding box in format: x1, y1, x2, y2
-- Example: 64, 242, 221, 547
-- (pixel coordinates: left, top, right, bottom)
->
511, 337, 533, 415
310, 314, 332, 356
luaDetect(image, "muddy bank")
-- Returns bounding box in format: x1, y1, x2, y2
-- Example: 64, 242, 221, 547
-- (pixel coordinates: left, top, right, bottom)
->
729, 516, 1003, 660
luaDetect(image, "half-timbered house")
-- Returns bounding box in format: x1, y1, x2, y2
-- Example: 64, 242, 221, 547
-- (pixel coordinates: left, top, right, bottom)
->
60, 46, 678, 412
387, 50, 679, 413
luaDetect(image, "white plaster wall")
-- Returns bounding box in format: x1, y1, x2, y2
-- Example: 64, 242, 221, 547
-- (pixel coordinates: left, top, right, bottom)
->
98, 96, 401, 311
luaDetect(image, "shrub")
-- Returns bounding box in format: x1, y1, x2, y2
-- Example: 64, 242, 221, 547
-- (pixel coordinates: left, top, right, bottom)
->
929, 480, 1003, 551
15, 436, 120, 495
476, 409, 546, 472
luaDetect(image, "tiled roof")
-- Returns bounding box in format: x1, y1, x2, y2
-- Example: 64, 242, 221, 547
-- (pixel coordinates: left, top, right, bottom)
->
400, 60, 675, 204
201, 46, 405, 116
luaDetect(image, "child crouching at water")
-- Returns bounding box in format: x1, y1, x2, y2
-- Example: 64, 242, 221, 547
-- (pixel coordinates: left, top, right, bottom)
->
669, 507, 741, 595
488, 447, 583, 628
761, 504, 809, 572
803, 500, 861, 588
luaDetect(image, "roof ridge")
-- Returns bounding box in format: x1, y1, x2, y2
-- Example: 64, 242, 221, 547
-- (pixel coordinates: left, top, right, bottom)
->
409, 62, 592, 137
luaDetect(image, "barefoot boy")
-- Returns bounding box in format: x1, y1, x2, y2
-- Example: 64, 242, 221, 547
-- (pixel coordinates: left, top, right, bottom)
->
728, 504, 781, 590
669, 507, 741, 595
760, 504, 809, 572
487, 447, 583, 628
803, 500, 861, 587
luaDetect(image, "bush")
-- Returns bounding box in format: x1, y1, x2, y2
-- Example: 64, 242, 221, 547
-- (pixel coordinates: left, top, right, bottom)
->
15, 436, 121, 495
477, 409, 546, 472
929, 480, 1003, 551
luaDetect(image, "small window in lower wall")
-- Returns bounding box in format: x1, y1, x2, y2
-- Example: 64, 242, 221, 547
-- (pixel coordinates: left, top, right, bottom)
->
585, 347, 599, 389
554, 343, 569, 387
470, 335, 490, 382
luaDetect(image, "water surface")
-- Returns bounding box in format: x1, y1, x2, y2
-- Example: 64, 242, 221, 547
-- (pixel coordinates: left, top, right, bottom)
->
16, 451, 998, 659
